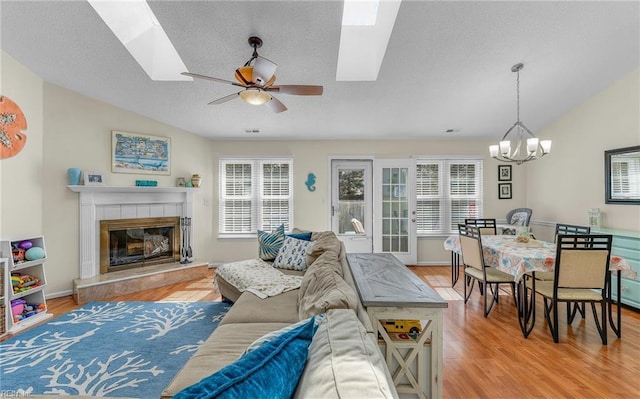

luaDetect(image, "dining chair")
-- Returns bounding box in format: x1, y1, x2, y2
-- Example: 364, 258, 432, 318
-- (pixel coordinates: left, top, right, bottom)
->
464, 218, 497, 235
524, 234, 613, 344
554, 223, 591, 241
459, 224, 516, 317
502, 208, 533, 235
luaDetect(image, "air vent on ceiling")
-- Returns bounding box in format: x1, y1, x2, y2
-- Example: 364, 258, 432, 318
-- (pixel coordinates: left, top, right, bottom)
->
244, 129, 260, 134
445, 129, 460, 133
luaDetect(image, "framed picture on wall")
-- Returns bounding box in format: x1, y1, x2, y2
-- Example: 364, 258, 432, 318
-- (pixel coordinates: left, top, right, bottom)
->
112, 131, 171, 175
498, 183, 512, 200
498, 165, 512, 181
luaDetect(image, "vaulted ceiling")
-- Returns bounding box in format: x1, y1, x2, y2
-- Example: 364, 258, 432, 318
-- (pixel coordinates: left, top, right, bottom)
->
2, 1, 638, 140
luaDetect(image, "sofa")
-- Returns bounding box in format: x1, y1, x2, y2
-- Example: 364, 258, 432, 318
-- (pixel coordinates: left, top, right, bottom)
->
160, 230, 398, 398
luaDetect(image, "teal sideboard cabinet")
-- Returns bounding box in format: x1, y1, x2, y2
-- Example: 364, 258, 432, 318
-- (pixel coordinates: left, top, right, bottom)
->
593, 228, 640, 309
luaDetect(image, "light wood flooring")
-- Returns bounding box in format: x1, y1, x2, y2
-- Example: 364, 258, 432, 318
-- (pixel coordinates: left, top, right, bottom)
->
12, 266, 640, 398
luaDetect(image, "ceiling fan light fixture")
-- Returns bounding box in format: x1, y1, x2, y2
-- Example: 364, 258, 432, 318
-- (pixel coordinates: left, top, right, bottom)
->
239, 88, 271, 105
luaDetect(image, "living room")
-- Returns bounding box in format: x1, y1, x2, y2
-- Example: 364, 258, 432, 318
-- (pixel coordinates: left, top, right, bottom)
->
1, 1, 640, 397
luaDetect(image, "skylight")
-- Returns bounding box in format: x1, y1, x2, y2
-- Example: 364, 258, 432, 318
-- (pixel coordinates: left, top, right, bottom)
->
87, 0, 191, 81
336, 0, 402, 81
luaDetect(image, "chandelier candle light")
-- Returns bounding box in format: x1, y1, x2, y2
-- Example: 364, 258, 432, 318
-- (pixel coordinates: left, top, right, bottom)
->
489, 63, 552, 165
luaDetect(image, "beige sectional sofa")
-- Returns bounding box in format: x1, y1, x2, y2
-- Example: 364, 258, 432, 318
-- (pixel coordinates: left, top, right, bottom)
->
161, 231, 398, 398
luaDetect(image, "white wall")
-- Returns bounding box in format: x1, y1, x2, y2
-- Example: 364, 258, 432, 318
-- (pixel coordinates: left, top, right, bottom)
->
41, 83, 216, 295
0, 51, 44, 238
526, 67, 640, 242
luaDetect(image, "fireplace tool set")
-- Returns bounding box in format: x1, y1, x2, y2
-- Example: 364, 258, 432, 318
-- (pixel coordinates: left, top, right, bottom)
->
180, 217, 193, 264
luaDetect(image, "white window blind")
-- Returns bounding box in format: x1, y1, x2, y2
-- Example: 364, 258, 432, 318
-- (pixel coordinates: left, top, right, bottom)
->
416, 158, 483, 236
611, 158, 640, 199
219, 159, 293, 234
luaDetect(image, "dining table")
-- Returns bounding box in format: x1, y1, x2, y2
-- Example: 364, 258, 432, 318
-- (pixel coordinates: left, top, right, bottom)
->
444, 234, 637, 338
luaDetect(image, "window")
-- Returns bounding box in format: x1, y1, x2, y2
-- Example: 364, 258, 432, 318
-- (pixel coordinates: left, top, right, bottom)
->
416, 158, 483, 236
219, 159, 293, 235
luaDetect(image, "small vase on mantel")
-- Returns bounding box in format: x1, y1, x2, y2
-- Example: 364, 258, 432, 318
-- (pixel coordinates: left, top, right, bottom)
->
67, 168, 82, 185
191, 174, 202, 188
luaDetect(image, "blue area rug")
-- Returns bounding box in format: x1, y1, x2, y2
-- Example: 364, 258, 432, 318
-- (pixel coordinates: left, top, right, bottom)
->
0, 301, 231, 397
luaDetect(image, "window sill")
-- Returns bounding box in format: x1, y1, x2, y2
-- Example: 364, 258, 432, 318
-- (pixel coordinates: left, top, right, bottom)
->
217, 234, 257, 240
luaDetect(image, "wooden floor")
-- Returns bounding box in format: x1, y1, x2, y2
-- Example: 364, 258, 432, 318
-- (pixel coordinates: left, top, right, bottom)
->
15, 266, 640, 398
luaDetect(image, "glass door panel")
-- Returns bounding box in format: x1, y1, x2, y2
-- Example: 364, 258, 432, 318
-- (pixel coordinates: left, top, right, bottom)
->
373, 159, 416, 264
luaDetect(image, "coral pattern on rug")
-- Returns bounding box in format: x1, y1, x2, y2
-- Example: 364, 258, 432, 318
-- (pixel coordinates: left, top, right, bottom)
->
0, 301, 230, 397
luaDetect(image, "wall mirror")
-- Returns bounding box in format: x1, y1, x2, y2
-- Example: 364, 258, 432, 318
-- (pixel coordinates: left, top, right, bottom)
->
605, 145, 640, 204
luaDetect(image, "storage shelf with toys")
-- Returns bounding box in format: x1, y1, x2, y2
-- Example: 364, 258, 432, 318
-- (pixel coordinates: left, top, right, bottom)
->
0, 236, 53, 334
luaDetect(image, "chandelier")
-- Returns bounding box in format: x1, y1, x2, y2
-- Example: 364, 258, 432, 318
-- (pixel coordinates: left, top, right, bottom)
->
489, 63, 551, 165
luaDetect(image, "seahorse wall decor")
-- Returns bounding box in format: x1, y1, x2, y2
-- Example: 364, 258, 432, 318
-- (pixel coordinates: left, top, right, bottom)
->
305, 172, 316, 192
0, 96, 28, 159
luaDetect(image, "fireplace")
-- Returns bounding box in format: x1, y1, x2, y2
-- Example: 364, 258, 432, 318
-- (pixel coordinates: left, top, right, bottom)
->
100, 217, 180, 273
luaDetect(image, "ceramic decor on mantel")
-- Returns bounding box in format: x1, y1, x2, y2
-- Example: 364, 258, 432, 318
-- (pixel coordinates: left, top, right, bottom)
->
191, 174, 201, 188
68, 168, 82, 185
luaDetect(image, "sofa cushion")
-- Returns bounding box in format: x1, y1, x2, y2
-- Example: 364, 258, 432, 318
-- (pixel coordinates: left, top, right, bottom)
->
219, 290, 300, 326
293, 309, 397, 399
258, 224, 285, 261
307, 231, 345, 265
286, 231, 312, 241
161, 322, 292, 398
306, 250, 343, 277
173, 317, 316, 399
298, 265, 358, 319
273, 236, 314, 271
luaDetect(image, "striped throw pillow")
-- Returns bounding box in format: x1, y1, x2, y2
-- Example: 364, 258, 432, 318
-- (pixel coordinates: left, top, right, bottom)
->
258, 224, 285, 261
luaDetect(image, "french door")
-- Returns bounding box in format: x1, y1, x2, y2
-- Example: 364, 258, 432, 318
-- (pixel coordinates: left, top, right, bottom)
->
330, 158, 417, 264
373, 159, 417, 264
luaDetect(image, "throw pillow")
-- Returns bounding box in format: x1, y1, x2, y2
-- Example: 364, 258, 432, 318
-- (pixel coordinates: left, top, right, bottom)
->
273, 236, 314, 271
286, 231, 313, 241
242, 315, 324, 356
174, 317, 317, 399
258, 224, 285, 261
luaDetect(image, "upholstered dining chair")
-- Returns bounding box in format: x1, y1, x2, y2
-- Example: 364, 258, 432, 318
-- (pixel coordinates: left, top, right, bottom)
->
464, 218, 497, 235
459, 224, 516, 317
535, 223, 592, 281
555, 223, 591, 241
523, 234, 613, 344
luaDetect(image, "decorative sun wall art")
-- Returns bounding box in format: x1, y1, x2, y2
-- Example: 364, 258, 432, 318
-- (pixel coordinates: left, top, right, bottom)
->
0, 96, 28, 159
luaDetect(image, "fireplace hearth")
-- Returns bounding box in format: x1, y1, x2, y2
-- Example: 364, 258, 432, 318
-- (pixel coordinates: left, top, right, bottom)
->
100, 217, 180, 273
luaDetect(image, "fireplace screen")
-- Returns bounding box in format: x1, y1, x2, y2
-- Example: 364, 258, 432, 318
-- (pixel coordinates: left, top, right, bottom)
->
100, 217, 180, 273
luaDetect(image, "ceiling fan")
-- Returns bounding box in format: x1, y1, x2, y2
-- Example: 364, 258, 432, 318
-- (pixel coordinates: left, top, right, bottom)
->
182, 36, 323, 113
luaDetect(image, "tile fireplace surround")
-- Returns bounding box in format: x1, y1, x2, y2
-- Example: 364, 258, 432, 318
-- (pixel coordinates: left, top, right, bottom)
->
68, 186, 208, 303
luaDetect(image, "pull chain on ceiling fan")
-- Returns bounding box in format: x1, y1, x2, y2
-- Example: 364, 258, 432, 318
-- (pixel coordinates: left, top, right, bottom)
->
182, 36, 323, 113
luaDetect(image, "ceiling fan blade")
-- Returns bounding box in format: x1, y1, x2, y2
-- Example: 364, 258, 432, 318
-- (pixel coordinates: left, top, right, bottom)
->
267, 85, 323, 95
265, 95, 287, 113
253, 57, 278, 86
208, 92, 240, 105
182, 72, 245, 87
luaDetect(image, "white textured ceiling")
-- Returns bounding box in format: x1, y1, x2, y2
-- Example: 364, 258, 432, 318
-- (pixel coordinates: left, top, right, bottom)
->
1, 1, 639, 140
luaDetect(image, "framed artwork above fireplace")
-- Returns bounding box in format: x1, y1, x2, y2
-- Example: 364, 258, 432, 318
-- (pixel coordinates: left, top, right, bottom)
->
112, 130, 171, 175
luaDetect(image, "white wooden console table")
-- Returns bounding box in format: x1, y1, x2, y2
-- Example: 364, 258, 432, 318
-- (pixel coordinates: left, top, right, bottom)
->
347, 253, 448, 399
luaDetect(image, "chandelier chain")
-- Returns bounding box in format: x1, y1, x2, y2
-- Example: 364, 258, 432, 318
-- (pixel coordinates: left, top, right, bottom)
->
516, 68, 520, 123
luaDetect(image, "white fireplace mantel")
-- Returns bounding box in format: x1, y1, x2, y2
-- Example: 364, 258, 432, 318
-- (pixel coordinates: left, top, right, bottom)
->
68, 185, 195, 279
